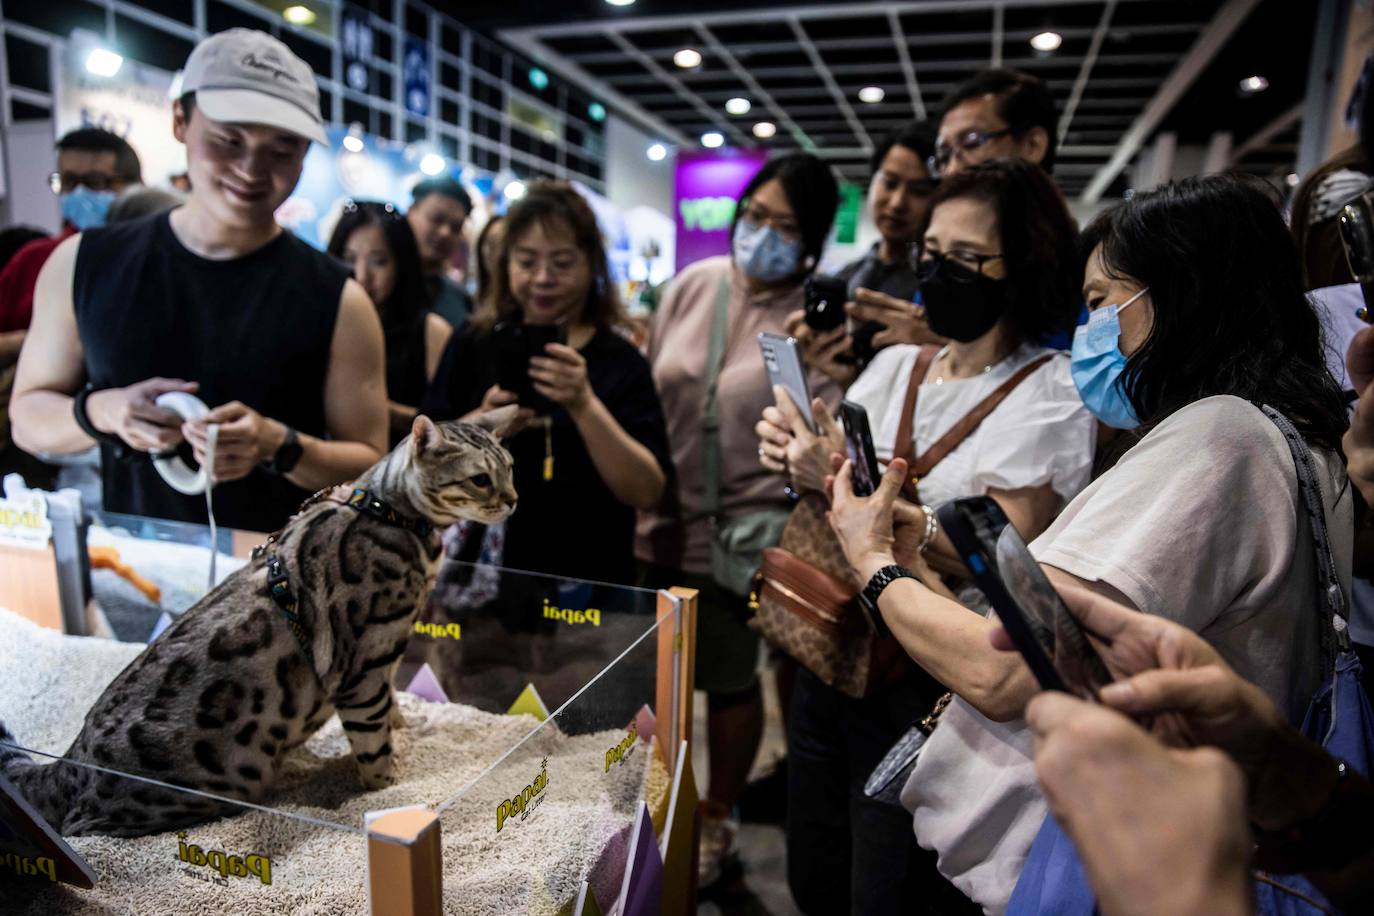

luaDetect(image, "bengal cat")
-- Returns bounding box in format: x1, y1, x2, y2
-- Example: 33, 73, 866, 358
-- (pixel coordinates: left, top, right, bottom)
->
0, 412, 516, 837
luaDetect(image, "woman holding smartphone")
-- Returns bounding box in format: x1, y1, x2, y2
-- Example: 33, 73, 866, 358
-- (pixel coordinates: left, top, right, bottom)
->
827, 173, 1353, 912
420, 181, 670, 586
754, 159, 1092, 915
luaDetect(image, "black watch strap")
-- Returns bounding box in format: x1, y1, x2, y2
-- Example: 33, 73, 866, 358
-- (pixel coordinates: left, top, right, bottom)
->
859, 564, 915, 637
73, 383, 122, 447
268, 426, 303, 475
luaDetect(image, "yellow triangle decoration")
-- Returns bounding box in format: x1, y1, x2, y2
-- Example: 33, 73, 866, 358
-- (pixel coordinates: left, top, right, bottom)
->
506, 682, 551, 722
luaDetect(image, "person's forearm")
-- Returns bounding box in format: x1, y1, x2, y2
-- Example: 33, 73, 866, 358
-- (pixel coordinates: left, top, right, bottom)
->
855, 553, 1034, 720
569, 394, 665, 510
10, 389, 95, 454
270, 423, 384, 492
388, 400, 417, 436
0, 330, 25, 368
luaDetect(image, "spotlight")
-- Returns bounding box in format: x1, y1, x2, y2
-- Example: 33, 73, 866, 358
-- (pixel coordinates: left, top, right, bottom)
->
343, 135, 364, 153
529, 67, 549, 91
701, 131, 725, 148
858, 86, 885, 104
647, 143, 667, 161
419, 153, 446, 176
1239, 75, 1269, 94
283, 5, 316, 26
1030, 31, 1062, 52
85, 48, 123, 77
725, 97, 751, 115
504, 180, 527, 201
1286, 172, 1301, 188
605, 0, 636, 5
752, 121, 777, 139
589, 102, 607, 122
674, 48, 703, 69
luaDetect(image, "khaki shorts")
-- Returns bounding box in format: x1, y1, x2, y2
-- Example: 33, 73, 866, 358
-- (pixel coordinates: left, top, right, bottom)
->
637, 564, 760, 696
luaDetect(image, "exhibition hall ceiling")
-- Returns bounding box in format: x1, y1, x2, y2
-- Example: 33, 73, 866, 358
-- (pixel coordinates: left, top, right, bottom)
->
463, 0, 1309, 201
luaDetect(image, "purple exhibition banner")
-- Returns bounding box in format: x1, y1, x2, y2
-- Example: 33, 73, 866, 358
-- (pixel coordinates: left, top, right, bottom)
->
673, 149, 769, 272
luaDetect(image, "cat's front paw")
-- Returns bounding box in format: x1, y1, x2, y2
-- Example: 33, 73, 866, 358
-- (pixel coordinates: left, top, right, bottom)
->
358, 765, 395, 790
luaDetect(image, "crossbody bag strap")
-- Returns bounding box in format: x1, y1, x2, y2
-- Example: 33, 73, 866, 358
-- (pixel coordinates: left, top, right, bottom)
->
701, 277, 733, 520
1259, 405, 1350, 670
890, 346, 940, 501
910, 354, 1054, 479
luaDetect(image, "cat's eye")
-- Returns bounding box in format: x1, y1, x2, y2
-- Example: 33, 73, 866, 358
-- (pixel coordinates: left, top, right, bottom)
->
469, 473, 492, 489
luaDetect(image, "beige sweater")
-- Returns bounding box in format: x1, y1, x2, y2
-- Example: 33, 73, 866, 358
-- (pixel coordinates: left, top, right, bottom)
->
635, 255, 838, 575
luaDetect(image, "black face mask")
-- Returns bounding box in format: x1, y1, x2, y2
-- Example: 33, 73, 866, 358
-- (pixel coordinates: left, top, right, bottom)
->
916, 257, 1009, 342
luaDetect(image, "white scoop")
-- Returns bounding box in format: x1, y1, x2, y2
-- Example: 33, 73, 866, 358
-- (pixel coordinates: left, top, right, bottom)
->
152, 391, 213, 495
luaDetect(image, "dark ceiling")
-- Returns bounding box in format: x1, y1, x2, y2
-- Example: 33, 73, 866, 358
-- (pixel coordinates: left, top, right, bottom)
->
452, 0, 1312, 199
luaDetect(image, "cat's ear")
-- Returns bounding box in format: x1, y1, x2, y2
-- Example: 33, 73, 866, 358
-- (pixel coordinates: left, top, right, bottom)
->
468, 405, 520, 439
410, 414, 438, 457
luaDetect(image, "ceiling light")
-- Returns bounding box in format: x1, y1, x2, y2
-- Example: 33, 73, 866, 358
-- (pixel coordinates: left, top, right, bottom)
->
858, 86, 885, 104
674, 48, 703, 69
1239, 75, 1269, 94
504, 180, 527, 201
725, 97, 751, 115
1030, 31, 1063, 52
282, 5, 316, 25
1286, 172, 1301, 188
605, 0, 636, 5
529, 67, 549, 91
752, 121, 777, 139
588, 102, 607, 122
84, 48, 123, 77
701, 131, 725, 148
647, 143, 667, 161
343, 134, 364, 153
419, 153, 446, 176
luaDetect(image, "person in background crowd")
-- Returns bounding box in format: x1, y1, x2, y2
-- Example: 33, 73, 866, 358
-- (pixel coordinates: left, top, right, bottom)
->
9, 28, 387, 533
0, 129, 142, 372
0, 227, 46, 274
420, 180, 669, 585
1010, 583, 1374, 915
408, 177, 474, 329
0, 226, 52, 484
827, 173, 1353, 911
934, 68, 1058, 179
758, 158, 1090, 915
106, 185, 186, 225
636, 152, 841, 889
790, 121, 944, 387
328, 200, 452, 445
473, 214, 506, 311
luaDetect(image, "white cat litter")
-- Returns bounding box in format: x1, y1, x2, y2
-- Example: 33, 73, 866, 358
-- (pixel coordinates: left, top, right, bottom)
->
0, 608, 666, 915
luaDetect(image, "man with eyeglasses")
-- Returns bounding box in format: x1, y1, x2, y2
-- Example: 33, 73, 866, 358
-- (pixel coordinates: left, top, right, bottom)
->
0, 129, 142, 374
10, 29, 387, 533
934, 69, 1058, 179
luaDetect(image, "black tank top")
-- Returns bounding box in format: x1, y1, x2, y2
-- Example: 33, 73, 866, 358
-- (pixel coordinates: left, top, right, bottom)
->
73, 212, 347, 532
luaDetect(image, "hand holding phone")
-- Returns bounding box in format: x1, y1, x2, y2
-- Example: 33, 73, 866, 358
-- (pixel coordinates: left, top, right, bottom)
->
494, 321, 568, 414
839, 401, 881, 497
758, 333, 815, 433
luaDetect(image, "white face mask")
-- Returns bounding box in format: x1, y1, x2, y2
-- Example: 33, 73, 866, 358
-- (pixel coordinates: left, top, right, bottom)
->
733, 219, 803, 283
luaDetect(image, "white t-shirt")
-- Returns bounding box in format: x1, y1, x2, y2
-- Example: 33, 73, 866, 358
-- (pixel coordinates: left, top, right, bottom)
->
903, 395, 1354, 913
845, 343, 1096, 505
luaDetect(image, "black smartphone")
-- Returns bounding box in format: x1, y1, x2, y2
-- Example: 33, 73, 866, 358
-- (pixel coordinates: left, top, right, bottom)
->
839, 400, 881, 497
937, 496, 1113, 698
804, 274, 849, 332
493, 321, 568, 413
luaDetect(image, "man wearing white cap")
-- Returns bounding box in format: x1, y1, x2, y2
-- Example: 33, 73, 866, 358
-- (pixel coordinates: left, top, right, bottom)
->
10, 29, 388, 532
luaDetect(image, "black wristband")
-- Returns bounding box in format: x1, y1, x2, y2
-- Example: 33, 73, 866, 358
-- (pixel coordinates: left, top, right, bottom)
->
73, 383, 122, 447
858, 564, 915, 638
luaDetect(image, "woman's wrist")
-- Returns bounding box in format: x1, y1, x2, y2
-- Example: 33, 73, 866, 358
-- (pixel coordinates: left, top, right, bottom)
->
855, 551, 898, 586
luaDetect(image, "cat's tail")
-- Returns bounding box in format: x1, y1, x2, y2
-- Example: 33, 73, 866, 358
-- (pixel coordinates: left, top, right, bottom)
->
0, 720, 70, 830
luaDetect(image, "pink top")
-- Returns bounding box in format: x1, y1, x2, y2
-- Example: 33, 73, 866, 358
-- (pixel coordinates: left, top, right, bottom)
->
635, 255, 838, 574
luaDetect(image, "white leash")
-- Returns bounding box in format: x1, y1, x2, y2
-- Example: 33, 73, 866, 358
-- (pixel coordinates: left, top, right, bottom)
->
153, 391, 219, 591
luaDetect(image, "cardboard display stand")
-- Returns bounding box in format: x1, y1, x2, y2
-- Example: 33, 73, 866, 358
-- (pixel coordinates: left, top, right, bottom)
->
0, 773, 96, 889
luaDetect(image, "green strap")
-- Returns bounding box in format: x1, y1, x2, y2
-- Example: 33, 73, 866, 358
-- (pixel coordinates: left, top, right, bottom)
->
702, 277, 732, 520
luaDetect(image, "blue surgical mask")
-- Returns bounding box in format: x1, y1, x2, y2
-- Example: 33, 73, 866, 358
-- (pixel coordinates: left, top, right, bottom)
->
1070, 286, 1149, 429
733, 218, 802, 284
60, 187, 117, 231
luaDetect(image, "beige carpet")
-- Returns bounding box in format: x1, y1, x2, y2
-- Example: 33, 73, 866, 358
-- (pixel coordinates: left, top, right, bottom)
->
0, 609, 662, 915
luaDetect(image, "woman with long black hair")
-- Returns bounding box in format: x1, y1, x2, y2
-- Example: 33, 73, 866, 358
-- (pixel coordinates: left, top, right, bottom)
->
828, 173, 1354, 911
328, 200, 451, 443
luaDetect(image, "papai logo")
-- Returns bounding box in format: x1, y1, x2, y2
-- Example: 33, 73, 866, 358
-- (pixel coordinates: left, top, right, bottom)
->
175, 832, 273, 886
414, 620, 462, 640
679, 196, 738, 232
241, 52, 297, 83
604, 724, 637, 773
543, 599, 600, 627
2, 852, 56, 883
495, 758, 549, 832
0, 478, 52, 551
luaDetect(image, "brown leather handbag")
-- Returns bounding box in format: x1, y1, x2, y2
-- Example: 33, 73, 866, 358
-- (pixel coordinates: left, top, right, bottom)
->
750, 347, 1052, 698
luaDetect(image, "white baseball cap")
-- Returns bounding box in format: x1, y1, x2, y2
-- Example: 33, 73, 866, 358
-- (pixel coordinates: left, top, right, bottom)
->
180, 28, 327, 145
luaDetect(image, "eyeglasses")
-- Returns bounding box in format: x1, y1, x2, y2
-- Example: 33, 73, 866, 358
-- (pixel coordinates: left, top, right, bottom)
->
913, 247, 1005, 279
49, 171, 121, 194
739, 201, 801, 241
928, 128, 1016, 177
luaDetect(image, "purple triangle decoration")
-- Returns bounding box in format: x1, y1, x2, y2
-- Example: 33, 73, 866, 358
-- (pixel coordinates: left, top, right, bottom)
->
403, 663, 449, 703
618, 801, 663, 916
